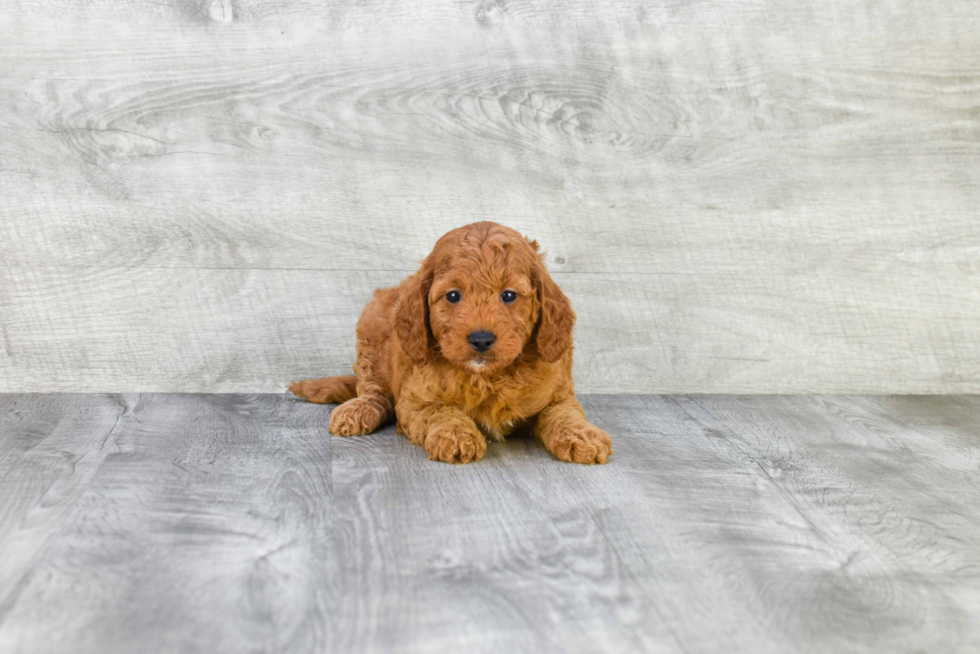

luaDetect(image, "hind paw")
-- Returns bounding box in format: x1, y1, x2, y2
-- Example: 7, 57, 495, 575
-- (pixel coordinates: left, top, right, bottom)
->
329, 398, 385, 436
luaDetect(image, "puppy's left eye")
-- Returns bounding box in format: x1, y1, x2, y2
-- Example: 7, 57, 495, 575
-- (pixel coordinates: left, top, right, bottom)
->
501, 290, 517, 304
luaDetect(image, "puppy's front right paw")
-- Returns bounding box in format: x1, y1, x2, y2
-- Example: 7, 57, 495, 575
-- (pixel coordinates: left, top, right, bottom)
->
424, 425, 487, 464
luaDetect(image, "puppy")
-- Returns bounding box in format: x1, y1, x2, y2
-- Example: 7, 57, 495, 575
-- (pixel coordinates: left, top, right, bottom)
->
289, 221, 612, 465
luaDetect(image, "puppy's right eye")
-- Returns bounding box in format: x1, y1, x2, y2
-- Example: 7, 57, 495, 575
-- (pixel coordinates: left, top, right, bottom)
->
446, 291, 461, 304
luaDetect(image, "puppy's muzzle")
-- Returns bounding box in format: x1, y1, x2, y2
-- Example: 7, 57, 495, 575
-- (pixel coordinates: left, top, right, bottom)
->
468, 331, 496, 353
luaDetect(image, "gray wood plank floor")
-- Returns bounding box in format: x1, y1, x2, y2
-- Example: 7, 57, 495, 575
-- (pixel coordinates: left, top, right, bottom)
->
0, 394, 335, 653
1, 394, 979, 653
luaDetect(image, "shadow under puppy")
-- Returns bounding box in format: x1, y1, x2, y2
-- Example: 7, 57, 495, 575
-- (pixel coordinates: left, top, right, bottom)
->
289, 221, 612, 464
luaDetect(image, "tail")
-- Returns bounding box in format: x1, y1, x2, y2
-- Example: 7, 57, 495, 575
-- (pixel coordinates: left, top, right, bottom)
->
288, 375, 358, 404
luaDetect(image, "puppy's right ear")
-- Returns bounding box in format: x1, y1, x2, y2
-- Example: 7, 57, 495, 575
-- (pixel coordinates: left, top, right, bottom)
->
395, 258, 435, 364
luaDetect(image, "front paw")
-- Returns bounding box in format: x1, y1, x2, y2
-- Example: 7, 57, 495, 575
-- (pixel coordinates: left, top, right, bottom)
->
547, 422, 613, 464
424, 424, 487, 464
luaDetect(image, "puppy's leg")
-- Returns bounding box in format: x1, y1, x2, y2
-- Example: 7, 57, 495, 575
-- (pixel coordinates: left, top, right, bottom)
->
329, 391, 393, 436
397, 403, 487, 464
535, 396, 613, 464
329, 345, 395, 436
290, 373, 392, 435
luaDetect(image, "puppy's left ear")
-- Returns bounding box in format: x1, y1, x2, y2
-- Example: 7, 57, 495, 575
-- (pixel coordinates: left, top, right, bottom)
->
533, 261, 575, 363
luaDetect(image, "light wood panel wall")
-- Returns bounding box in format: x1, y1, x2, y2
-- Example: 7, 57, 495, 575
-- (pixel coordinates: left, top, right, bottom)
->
2, 1, 979, 393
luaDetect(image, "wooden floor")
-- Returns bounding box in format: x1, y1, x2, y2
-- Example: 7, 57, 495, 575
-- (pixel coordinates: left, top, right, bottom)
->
1, 394, 978, 653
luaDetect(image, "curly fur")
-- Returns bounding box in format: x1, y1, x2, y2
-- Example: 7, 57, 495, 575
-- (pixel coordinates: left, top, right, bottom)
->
289, 222, 612, 464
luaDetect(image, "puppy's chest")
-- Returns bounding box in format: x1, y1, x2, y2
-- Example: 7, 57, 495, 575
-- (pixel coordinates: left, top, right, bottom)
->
465, 389, 540, 442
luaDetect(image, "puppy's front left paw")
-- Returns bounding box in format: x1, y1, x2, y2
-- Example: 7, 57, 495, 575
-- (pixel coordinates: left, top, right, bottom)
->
547, 423, 613, 464
424, 425, 487, 464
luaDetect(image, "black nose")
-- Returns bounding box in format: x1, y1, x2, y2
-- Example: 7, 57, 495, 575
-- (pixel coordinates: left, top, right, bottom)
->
468, 331, 496, 353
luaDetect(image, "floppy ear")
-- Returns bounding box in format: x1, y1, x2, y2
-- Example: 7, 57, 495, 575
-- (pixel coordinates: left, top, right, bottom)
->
395, 258, 435, 364
533, 261, 575, 363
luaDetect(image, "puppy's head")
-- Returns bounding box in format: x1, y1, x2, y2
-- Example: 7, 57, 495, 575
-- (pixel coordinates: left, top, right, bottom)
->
395, 222, 574, 374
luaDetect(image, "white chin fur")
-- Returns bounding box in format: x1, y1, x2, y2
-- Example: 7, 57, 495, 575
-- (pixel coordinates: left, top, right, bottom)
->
468, 360, 486, 372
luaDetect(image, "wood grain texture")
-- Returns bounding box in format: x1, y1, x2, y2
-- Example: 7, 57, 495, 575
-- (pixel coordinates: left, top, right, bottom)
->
0, 394, 136, 620
1, 393, 979, 652
2, 2, 980, 392
2, 266, 977, 393
0, 393, 335, 654
333, 393, 980, 653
